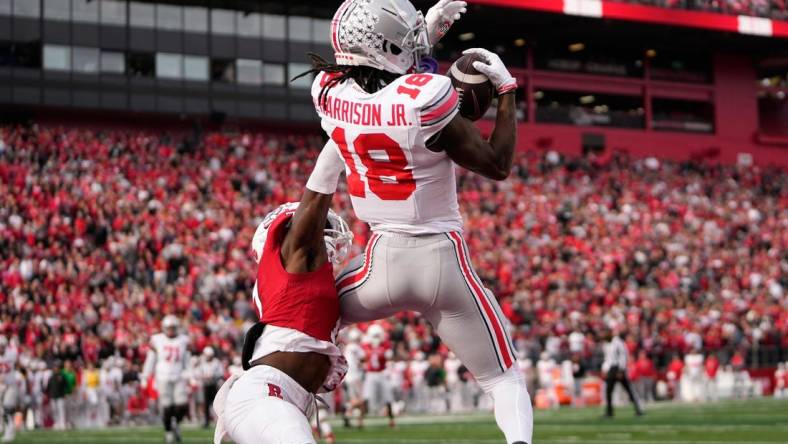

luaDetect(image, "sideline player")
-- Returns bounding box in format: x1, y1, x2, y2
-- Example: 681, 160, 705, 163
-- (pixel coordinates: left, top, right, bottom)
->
339, 328, 365, 427
0, 337, 19, 443
360, 324, 395, 428
299, 0, 532, 442
141, 316, 191, 444
212, 193, 353, 444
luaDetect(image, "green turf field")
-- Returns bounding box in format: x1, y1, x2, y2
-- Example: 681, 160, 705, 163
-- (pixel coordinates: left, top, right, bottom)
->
13, 398, 788, 443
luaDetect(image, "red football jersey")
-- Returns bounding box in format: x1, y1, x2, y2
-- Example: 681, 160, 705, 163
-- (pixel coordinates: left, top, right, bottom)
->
363, 344, 389, 373
256, 212, 339, 342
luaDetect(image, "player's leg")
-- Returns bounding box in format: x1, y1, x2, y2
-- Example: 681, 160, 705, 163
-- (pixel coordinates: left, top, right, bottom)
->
347, 379, 364, 428
360, 373, 378, 429
203, 381, 217, 427
172, 379, 189, 442
619, 374, 643, 415
311, 397, 335, 444
1, 385, 16, 443
158, 380, 176, 443
424, 233, 532, 444
338, 235, 407, 324
381, 376, 396, 428
604, 369, 617, 417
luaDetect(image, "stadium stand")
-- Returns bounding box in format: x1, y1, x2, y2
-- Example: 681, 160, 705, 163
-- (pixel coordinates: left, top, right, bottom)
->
0, 124, 785, 427
609, 0, 788, 20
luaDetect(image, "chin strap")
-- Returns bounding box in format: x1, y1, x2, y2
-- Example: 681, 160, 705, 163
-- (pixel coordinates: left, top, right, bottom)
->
418, 56, 439, 73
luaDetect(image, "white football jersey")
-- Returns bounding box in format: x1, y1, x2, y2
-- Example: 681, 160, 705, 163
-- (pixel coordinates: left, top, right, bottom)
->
444, 356, 462, 385
312, 71, 462, 235
408, 358, 429, 385
0, 348, 18, 386
150, 333, 190, 381
343, 342, 365, 383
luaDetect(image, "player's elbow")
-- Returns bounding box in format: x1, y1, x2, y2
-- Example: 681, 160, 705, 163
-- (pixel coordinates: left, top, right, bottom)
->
487, 166, 511, 181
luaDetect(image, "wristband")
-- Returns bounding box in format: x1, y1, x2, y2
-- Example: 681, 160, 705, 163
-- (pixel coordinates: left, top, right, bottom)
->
497, 81, 518, 95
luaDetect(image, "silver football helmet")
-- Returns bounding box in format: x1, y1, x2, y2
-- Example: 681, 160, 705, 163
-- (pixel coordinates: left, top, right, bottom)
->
331, 0, 432, 74
251, 202, 353, 266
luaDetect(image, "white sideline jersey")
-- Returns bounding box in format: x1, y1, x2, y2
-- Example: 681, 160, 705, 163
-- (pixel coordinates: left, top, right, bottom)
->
311, 71, 462, 235
150, 333, 190, 381
0, 348, 18, 385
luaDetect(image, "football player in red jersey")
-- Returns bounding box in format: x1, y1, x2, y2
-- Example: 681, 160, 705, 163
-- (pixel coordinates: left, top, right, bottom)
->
360, 324, 395, 429
212, 190, 353, 444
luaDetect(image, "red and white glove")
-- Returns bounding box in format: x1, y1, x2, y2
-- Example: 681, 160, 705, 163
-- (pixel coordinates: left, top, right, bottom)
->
462, 48, 518, 95
425, 0, 468, 45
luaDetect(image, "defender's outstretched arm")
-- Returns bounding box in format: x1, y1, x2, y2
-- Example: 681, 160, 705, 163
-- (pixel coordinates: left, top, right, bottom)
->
280, 141, 344, 273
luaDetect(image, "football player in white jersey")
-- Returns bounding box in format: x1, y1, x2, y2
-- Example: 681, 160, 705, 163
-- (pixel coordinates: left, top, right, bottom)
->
339, 328, 365, 427
0, 337, 19, 443
142, 316, 191, 444
298, 0, 533, 444
300, 1, 532, 442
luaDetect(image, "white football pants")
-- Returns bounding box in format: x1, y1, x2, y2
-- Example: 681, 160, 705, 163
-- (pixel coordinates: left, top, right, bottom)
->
338, 232, 533, 443
220, 365, 315, 444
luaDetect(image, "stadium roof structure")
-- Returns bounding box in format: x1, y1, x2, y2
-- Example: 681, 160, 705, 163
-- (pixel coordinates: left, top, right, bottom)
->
471, 0, 788, 39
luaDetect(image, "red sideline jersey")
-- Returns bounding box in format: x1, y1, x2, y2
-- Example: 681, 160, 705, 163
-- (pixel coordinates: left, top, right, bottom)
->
255, 212, 339, 342
363, 343, 390, 373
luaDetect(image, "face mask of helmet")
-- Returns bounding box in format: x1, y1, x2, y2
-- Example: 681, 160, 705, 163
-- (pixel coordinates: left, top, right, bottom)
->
325, 208, 354, 265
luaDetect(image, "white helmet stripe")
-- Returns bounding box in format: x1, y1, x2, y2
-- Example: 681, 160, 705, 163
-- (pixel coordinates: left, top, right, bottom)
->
331, 1, 354, 53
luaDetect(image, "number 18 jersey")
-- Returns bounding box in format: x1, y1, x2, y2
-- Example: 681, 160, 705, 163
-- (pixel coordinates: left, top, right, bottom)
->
311, 71, 462, 235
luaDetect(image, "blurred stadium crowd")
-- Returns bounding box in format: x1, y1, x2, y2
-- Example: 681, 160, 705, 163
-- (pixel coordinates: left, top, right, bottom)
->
0, 124, 786, 429
611, 0, 788, 19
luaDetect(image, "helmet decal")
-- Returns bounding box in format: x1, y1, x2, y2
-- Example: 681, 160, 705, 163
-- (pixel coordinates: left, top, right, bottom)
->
338, 1, 384, 54
331, 0, 432, 75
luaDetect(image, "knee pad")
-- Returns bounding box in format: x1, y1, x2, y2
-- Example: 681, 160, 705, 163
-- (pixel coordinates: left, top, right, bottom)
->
476, 366, 526, 395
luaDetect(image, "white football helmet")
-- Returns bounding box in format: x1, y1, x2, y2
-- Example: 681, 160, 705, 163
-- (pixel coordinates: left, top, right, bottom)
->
251, 202, 353, 266
331, 0, 432, 74
366, 323, 386, 346
162, 315, 179, 335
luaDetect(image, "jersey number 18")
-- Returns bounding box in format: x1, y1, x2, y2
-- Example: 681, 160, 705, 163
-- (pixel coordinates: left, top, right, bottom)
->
329, 74, 435, 201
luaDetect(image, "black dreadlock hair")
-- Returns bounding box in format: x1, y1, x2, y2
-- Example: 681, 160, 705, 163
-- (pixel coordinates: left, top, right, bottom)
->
291, 52, 400, 112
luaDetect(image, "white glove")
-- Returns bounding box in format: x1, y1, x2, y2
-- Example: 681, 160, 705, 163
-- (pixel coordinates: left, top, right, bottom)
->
425, 0, 467, 45
462, 48, 517, 95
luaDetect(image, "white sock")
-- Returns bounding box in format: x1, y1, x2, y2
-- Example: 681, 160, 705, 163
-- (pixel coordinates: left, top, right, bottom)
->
319, 418, 333, 437
478, 366, 533, 444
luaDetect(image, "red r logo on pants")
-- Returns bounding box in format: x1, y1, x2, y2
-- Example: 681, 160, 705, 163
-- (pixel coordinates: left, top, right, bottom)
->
267, 383, 283, 399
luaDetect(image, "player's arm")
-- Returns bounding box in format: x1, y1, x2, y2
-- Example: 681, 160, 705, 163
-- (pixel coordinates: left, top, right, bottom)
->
305, 140, 344, 194
433, 49, 518, 181
140, 344, 156, 386
280, 141, 343, 273
281, 190, 333, 273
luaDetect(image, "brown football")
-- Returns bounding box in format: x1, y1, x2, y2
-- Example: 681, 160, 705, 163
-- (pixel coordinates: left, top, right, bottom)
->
447, 53, 494, 121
